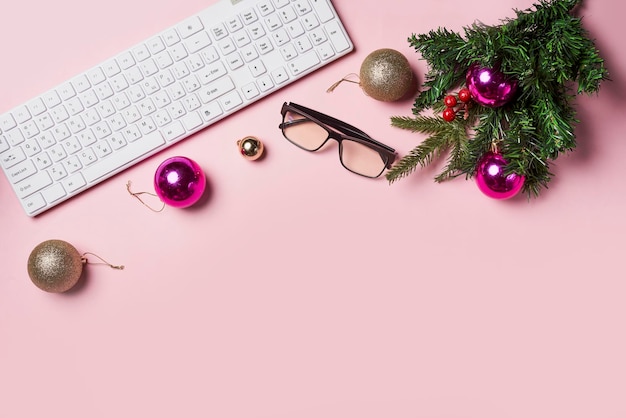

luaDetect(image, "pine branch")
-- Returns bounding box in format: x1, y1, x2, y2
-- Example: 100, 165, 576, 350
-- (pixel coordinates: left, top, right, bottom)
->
388, 0, 607, 197
387, 116, 469, 184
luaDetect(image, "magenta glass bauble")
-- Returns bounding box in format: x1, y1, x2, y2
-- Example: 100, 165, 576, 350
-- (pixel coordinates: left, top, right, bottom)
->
475, 152, 525, 199
466, 64, 518, 108
154, 156, 206, 207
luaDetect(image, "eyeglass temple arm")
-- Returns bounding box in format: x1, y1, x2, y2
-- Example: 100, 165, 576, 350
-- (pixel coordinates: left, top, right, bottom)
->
286, 103, 370, 139
283, 103, 396, 153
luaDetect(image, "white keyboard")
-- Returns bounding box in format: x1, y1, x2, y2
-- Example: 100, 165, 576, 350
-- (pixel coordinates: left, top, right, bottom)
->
0, 0, 353, 216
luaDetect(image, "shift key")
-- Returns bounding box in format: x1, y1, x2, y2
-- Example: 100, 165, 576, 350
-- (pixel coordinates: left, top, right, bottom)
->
14, 170, 52, 199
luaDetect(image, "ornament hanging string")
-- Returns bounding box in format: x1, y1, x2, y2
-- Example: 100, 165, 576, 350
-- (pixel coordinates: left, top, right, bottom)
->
490, 140, 500, 154
126, 181, 166, 212
81, 252, 125, 270
326, 73, 360, 93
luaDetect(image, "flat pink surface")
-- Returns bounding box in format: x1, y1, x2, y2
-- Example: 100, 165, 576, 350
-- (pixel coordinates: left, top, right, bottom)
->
1, 0, 624, 417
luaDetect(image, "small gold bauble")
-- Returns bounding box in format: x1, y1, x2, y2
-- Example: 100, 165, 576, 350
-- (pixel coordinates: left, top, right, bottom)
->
359, 48, 414, 102
237, 136, 265, 161
27, 240, 84, 293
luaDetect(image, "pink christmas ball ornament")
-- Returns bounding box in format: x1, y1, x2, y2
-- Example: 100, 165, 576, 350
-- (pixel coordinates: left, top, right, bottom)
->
154, 156, 206, 207
466, 64, 518, 108
475, 152, 525, 199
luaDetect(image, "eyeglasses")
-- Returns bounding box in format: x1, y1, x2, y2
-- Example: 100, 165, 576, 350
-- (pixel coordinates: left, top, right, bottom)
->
279, 102, 396, 178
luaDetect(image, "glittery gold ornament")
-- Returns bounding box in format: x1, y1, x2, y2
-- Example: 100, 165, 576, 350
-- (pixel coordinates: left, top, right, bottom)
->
27, 240, 84, 292
360, 49, 414, 101
327, 48, 415, 102
27, 239, 124, 293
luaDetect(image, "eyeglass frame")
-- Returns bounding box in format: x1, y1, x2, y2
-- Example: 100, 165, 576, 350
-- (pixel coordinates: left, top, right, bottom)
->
278, 102, 397, 178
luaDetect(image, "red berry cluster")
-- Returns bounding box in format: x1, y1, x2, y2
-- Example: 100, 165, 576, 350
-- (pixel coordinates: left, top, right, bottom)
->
442, 88, 472, 122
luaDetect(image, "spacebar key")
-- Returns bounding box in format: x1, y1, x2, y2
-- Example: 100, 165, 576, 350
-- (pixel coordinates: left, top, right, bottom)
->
83, 131, 165, 183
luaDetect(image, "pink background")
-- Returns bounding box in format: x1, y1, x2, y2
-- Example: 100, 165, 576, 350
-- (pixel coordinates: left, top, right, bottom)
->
1, 0, 625, 417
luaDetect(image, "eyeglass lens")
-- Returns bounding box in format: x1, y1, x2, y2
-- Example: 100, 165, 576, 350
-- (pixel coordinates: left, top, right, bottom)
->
281, 110, 389, 178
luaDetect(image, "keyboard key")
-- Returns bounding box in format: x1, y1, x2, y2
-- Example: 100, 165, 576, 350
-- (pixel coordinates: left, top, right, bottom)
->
226, 16, 243, 33
272, 0, 290, 9
50, 106, 69, 123
155, 51, 174, 69
170, 44, 188, 61
325, 20, 350, 52
265, 15, 282, 31
163, 121, 185, 141
257, 1, 274, 16
293, 0, 313, 15
177, 17, 204, 39
278, 6, 297, 23
241, 9, 258, 25
62, 173, 86, 192
185, 31, 212, 54
271, 67, 289, 84
80, 90, 99, 108
14, 106, 31, 124
242, 82, 260, 100
1, 147, 26, 169
65, 97, 84, 115
109, 133, 127, 150
210, 24, 228, 40
295, 36, 313, 53
7, 159, 37, 184
132, 44, 151, 62
302, 14, 319, 30
198, 76, 235, 103
118, 52, 136, 70
22, 120, 40, 139
27, 98, 47, 116
248, 22, 266, 40
311, 0, 334, 22
23, 139, 42, 156
226, 53, 244, 70
200, 102, 223, 122
257, 74, 274, 91
87, 67, 106, 85
317, 42, 335, 60
147, 36, 166, 54
72, 75, 91, 93
34, 152, 52, 170
0, 114, 17, 131
162, 29, 180, 47
42, 91, 62, 109
15, 170, 52, 199
49, 164, 68, 181
78, 148, 97, 166
6, 128, 25, 146
42, 183, 67, 204
57, 83, 76, 100
103, 59, 122, 77
24, 194, 47, 215
181, 111, 202, 131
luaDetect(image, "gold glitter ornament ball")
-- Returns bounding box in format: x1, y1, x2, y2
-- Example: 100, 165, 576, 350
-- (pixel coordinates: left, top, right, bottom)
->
359, 48, 414, 101
27, 240, 84, 293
